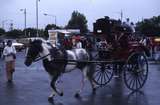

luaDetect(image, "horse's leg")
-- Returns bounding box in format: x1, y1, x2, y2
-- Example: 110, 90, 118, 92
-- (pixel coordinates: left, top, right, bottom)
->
48, 75, 58, 101
75, 66, 88, 98
48, 74, 63, 101
87, 64, 97, 94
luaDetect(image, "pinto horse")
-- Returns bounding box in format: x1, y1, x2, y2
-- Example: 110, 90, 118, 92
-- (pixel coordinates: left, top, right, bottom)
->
24, 39, 97, 101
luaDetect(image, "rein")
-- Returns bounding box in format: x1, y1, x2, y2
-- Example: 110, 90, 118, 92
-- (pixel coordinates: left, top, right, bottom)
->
33, 53, 51, 62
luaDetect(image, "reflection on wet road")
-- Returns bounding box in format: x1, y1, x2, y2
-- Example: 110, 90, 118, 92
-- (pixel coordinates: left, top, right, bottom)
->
0, 51, 160, 105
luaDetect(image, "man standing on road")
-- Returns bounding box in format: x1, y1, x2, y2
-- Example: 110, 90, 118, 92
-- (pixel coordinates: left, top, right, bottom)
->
2, 40, 16, 83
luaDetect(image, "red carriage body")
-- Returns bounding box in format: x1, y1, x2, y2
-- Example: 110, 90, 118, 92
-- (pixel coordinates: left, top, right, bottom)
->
93, 17, 150, 61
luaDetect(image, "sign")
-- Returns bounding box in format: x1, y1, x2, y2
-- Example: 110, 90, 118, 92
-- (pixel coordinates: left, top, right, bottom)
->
48, 30, 57, 45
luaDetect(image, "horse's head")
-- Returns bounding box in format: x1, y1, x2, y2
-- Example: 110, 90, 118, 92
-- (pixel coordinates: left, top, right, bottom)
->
24, 39, 43, 66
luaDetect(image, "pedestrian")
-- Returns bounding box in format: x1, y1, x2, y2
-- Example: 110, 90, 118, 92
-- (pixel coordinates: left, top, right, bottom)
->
0, 41, 5, 58
2, 40, 16, 83
72, 36, 82, 49
75, 39, 82, 48
125, 18, 130, 26
130, 22, 135, 33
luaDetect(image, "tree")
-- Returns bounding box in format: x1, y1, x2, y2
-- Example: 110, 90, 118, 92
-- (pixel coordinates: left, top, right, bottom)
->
7, 29, 23, 38
66, 11, 88, 33
136, 15, 160, 36
44, 24, 61, 38
0, 28, 5, 36
24, 28, 45, 38
24, 28, 38, 37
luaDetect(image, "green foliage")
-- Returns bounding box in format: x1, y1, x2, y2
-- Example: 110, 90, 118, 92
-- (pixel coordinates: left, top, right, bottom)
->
39, 29, 45, 38
0, 28, 5, 36
66, 10, 88, 33
24, 28, 44, 37
6, 28, 44, 38
24, 28, 37, 37
7, 29, 23, 38
136, 15, 160, 36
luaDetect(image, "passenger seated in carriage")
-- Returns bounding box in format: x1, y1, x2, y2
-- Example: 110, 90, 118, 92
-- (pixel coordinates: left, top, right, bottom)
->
98, 38, 107, 50
112, 25, 132, 49
98, 38, 112, 50
98, 38, 112, 59
72, 37, 82, 49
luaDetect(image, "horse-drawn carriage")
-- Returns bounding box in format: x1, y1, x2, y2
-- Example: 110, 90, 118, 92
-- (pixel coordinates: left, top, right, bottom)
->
24, 17, 150, 101
92, 16, 150, 91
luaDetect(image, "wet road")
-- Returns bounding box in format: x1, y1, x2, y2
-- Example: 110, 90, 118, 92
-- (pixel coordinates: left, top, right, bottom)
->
0, 51, 160, 105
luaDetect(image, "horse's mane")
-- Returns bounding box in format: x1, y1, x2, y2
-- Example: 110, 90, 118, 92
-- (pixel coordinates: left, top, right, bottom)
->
30, 39, 51, 47
29, 39, 44, 52
31, 39, 55, 47
30, 39, 44, 44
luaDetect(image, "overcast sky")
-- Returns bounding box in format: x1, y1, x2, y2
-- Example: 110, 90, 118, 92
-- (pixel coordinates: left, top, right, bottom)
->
0, 0, 160, 31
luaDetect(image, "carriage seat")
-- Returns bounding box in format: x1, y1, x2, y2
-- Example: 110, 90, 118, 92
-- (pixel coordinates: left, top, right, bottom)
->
98, 44, 113, 60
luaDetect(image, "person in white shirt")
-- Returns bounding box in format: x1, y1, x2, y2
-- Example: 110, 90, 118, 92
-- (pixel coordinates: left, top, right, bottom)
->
3, 40, 16, 83
72, 38, 82, 49
76, 40, 82, 48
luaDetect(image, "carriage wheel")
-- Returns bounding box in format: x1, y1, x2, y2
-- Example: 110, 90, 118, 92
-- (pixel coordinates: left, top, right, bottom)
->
93, 63, 114, 86
124, 52, 148, 91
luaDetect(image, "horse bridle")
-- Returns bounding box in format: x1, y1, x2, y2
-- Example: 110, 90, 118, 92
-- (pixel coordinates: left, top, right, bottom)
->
35, 53, 52, 62
26, 53, 51, 63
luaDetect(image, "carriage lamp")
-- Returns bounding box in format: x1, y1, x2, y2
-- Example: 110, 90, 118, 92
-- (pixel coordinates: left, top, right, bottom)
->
154, 38, 160, 42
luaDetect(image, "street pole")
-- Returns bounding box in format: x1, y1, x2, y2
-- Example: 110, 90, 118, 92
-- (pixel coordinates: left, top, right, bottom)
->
20, 8, 27, 37
36, 0, 40, 37
120, 10, 123, 23
24, 8, 27, 37
114, 10, 123, 24
55, 15, 57, 26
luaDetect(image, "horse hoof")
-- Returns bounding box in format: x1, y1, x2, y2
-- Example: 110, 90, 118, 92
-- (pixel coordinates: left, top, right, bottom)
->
48, 97, 54, 103
74, 93, 80, 98
92, 88, 96, 95
59, 92, 63, 96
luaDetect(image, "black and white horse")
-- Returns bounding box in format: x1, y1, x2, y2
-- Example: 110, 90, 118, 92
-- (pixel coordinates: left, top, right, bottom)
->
24, 39, 97, 101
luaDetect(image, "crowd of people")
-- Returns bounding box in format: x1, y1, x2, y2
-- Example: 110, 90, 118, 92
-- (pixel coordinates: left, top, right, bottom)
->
60, 36, 93, 51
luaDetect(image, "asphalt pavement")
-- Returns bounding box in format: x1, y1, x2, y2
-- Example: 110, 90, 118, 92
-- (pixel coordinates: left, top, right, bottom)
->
0, 51, 160, 105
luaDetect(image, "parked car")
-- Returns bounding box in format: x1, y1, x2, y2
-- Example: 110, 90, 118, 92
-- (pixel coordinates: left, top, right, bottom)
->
2, 39, 25, 52
12, 42, 25, 52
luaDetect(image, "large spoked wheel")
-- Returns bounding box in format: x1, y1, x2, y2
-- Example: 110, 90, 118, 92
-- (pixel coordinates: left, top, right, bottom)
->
93, 63, 114, 86
124, 52, 148, 91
